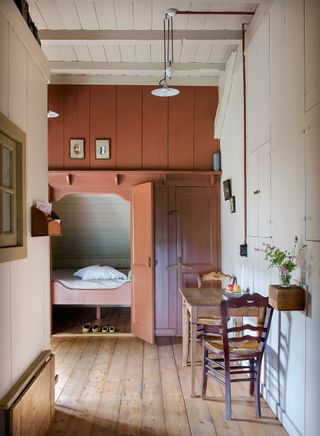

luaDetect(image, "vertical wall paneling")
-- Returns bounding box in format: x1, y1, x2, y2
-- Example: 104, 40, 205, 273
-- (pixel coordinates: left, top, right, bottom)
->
89, 86, 117, 169
8, 29, 27, 132
142, 86, 168, 169
63, 85, 90, 168
52, 194, 131, 268
116, 85, 142, 169
0, 0, 50, 405
48, 85, 221, 171
194, 86, 219, 170
48, 85, 63, 168
168, 87, 194, 170
0, 11, 9, 116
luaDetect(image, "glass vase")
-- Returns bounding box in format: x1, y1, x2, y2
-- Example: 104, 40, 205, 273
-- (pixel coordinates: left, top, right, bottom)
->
279, 271, 291, 288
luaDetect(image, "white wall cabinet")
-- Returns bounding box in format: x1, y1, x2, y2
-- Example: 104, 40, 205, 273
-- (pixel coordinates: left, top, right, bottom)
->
305, 103, 320, 241
246, 16, 270, 154
305, 0, 320, 110
247, 141, 271, 238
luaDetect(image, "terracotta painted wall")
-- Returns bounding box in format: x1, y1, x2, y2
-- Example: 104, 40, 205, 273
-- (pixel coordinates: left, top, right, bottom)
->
48, 85, 220, 171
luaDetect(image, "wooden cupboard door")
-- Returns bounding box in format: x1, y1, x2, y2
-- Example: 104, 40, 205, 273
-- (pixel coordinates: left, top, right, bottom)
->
131, 182, 154, 344
176, 186, 220, 286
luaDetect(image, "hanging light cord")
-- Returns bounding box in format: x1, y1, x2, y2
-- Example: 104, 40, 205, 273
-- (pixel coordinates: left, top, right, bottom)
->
159, 14, 174, 87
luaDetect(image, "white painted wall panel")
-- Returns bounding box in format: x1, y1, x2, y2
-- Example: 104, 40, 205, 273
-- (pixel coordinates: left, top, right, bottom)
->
0, 11, 9, 117
52, 194, 130, 269
0, 263, 12, 398
219, 2, 318, 434
9, 29, 27, 132
0, 0, 49, 404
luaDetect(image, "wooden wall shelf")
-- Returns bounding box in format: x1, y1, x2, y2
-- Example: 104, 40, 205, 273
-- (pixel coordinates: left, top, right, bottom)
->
31, 206, 62, 237
269, 284, 306, 311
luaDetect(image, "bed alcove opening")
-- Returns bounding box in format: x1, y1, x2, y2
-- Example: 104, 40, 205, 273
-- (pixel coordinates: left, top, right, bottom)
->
51, 193, 131, 335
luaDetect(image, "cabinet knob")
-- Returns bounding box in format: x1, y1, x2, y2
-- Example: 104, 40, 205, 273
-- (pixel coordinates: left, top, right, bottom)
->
253, 189, 260, 195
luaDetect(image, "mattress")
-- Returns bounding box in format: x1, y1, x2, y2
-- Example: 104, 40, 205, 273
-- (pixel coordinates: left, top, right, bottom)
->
53, 268, 131, 290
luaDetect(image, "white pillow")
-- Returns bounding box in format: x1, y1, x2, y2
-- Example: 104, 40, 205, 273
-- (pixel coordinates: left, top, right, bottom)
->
127, 270, 132, 280
74, 265, 127, 281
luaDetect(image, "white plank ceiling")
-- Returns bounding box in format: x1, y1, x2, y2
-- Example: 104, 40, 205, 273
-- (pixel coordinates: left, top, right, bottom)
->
28, 0, 261, 85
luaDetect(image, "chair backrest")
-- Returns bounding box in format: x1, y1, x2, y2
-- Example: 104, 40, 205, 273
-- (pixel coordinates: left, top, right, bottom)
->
220, 293, 274, 358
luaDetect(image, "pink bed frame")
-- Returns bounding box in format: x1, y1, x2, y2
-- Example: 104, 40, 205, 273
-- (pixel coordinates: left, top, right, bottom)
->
52, 280, 131, 320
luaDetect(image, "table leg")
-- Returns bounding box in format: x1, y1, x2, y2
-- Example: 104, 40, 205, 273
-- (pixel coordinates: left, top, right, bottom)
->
182, 299, 189, 367
190, 307, 198, 397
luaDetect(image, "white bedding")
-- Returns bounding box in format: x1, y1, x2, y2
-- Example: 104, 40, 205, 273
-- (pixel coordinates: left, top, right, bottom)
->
53, 268, 131, 290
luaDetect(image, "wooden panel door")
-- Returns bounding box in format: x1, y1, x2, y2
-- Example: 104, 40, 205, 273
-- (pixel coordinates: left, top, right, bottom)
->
176, 186, 220, 284
131, 182, 154, 344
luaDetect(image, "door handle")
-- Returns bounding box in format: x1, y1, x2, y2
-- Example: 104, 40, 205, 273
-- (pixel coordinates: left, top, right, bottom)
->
148, 257, 151, 267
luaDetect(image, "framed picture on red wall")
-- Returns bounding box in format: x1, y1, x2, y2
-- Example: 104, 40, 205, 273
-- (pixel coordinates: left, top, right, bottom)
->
69, 138, 85, 159
95, 139, 111, 159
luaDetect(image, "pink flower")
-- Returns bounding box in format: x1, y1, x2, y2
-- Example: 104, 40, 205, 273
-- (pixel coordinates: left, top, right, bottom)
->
280, 267, 288, 274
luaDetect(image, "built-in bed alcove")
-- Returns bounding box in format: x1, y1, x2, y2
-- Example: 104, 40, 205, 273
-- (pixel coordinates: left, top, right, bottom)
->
51, 193, 132, 335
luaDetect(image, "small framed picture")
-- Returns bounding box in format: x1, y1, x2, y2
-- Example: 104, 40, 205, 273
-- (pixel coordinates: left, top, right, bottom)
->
230, 196, 236, 213
70, 138, 85, 159
95, 139, 111, 160
223, 179, 232, 200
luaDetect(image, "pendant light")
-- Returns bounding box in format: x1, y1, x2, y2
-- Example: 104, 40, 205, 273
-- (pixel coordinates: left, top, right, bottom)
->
151, 9, 179, 97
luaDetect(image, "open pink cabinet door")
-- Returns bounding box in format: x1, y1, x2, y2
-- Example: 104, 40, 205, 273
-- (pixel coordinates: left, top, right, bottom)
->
131, 182, 154, 344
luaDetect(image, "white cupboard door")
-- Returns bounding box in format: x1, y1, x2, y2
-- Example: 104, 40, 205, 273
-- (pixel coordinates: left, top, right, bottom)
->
131, 182, 155, 344
258, 141, 271, 238
305, 104, 320, 241
247, 150, 259, 237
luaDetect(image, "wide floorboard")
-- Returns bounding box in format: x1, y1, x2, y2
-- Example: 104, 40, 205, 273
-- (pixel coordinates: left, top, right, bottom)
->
47, 336, 287, 436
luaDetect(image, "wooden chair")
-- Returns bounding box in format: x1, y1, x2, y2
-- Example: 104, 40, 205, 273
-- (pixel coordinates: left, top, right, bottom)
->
202, 293, 274, 420
183, 270, 234, 366
196, 271, 235, 327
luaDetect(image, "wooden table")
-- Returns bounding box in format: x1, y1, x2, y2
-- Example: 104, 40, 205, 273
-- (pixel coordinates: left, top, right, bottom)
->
179, 287, 259, 397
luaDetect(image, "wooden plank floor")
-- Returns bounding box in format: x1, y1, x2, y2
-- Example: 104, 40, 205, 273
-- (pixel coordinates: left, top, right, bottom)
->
47, 336, 287, 436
